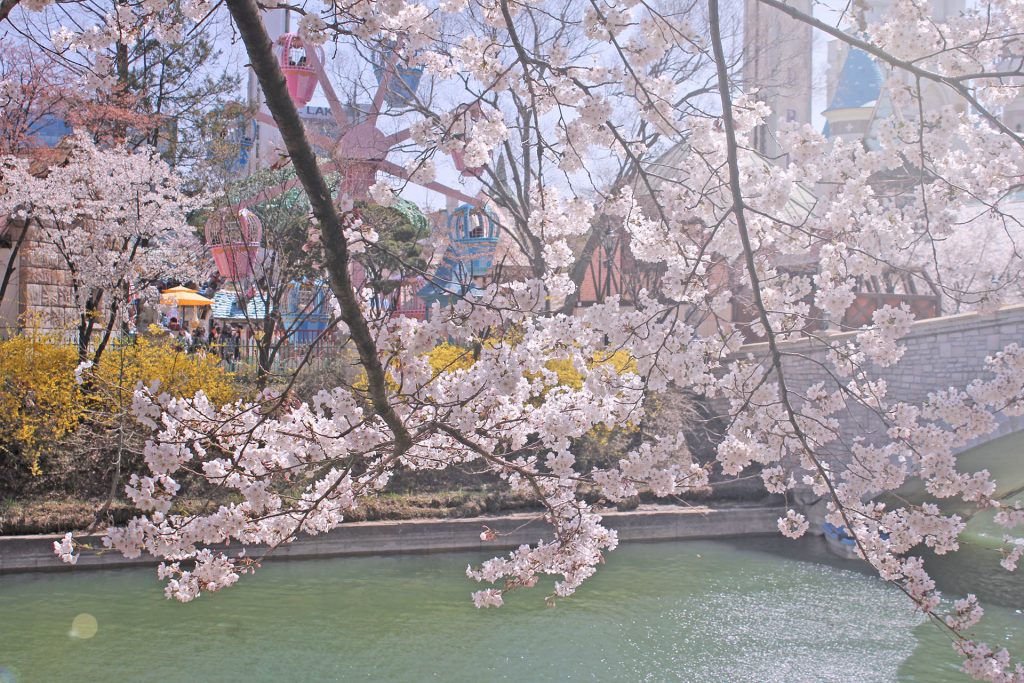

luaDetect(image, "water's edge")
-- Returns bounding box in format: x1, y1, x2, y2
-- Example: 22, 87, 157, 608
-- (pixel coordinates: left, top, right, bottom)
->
0, 504, 783, 574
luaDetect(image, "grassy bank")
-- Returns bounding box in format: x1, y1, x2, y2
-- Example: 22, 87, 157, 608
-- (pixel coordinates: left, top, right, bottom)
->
1, 482, 779, 536
0, 489, 551, 536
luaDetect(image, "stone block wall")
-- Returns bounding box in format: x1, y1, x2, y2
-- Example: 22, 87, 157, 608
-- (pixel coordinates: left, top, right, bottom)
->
0, 219, 78, 337
720, 304, 1024, 473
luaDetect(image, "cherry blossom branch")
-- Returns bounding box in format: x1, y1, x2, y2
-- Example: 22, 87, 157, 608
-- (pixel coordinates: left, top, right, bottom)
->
755, 0, 1024, 148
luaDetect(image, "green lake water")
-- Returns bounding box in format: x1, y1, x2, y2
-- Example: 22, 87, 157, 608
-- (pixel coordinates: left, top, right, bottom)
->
1, 536, 1022, 682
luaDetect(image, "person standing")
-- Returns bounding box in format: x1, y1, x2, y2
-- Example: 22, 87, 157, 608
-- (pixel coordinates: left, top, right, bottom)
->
208, 326, 220, 358
217, 325, 230, 362
225, 327, 240, 371
191, 327, 207, 357
171, 328, 185, 353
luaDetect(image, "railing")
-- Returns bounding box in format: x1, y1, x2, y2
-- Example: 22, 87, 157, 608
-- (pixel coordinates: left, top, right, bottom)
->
217, 339, 351, 376
11, 331, 351, 380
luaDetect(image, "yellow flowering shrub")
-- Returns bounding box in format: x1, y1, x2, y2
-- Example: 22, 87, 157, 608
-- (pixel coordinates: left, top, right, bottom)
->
353, 340, 636, 446
425, 343, 639, 445
359, 341, 636, 390
591, 349, 638, 375
426, 343, 477, 376
0, 332, 238, 480
540, 350, 639, 444
91, 335, 239, 413
0, 336, 82, 476
353, 342, 476, 395
536, 349, 637, 391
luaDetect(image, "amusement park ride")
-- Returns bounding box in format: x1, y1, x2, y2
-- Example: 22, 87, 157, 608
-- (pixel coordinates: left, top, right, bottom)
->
205, 33, 500, 320
205, 207, 265, 282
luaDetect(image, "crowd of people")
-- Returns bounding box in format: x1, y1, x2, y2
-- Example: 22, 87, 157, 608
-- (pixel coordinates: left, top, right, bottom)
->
159, 315, 244, 370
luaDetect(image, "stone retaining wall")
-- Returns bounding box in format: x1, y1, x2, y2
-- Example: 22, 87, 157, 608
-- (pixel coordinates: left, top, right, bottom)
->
1, 219, 79, 336
0, 505, 783, 574
722, 304, 1024, 461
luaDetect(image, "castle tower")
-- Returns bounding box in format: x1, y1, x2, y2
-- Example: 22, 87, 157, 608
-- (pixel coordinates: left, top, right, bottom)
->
744, 0, 814, 161
821, 0, 969, 145
821, 47, 883, 142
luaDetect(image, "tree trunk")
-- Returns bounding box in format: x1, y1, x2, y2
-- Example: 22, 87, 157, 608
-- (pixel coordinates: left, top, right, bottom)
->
225, 0, 411, 453
0, 216, 30, 309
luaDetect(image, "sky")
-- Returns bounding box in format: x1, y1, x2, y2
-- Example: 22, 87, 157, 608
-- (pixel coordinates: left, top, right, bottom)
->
3, 0, 847, 206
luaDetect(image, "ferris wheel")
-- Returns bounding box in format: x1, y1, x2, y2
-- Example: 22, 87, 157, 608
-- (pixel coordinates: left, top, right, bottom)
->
207, 33, 500, 313
254, 34, 486, 208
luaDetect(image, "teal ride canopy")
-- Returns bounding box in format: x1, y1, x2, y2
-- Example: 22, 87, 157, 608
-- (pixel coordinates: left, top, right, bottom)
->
419, 204, 499, 308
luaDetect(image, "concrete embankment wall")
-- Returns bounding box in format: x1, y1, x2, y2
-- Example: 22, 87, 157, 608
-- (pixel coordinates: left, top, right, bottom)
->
715, 304, 1024, 469
0, 505, 782, 575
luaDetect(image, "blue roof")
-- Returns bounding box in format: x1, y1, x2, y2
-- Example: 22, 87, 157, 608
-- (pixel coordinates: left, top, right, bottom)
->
826, 48, 883, 111
211, 290, 268, 321
28, 115, 72, 148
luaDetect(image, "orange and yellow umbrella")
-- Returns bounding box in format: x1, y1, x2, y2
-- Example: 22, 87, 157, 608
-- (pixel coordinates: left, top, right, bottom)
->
159, 286, 213, 307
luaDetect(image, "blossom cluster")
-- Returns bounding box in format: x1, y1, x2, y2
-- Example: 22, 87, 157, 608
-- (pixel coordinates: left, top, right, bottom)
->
2, 134, 205, 330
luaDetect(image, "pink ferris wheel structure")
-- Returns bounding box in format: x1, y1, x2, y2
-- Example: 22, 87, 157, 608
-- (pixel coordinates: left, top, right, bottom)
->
206, 31, 496, 322
205, 207, 266, 281
249, 33, 487, 210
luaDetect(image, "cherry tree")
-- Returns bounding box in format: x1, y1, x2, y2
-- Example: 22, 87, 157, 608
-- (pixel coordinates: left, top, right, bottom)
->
405, 1, 733, 314
0, 39, 71, 156
7, 0, 1024, 679
2, 134, 205, 361
215, 167, 340, 388
6, 0, 243, 174
0, 44, 168, 315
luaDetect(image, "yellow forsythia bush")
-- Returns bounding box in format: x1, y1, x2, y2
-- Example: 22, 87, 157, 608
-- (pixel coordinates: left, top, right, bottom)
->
353, 342, 476, 394
0, 336, 82, 475
90, 335, 239, 412
425, 343, 638, 443
0, 333, 238, 478
354, 341, 635, 412
423, 342, 636, 389
538, 350, 639, 445
426, 342, 477, 376
426, 342, 637, 416
542, 349, 637, 391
